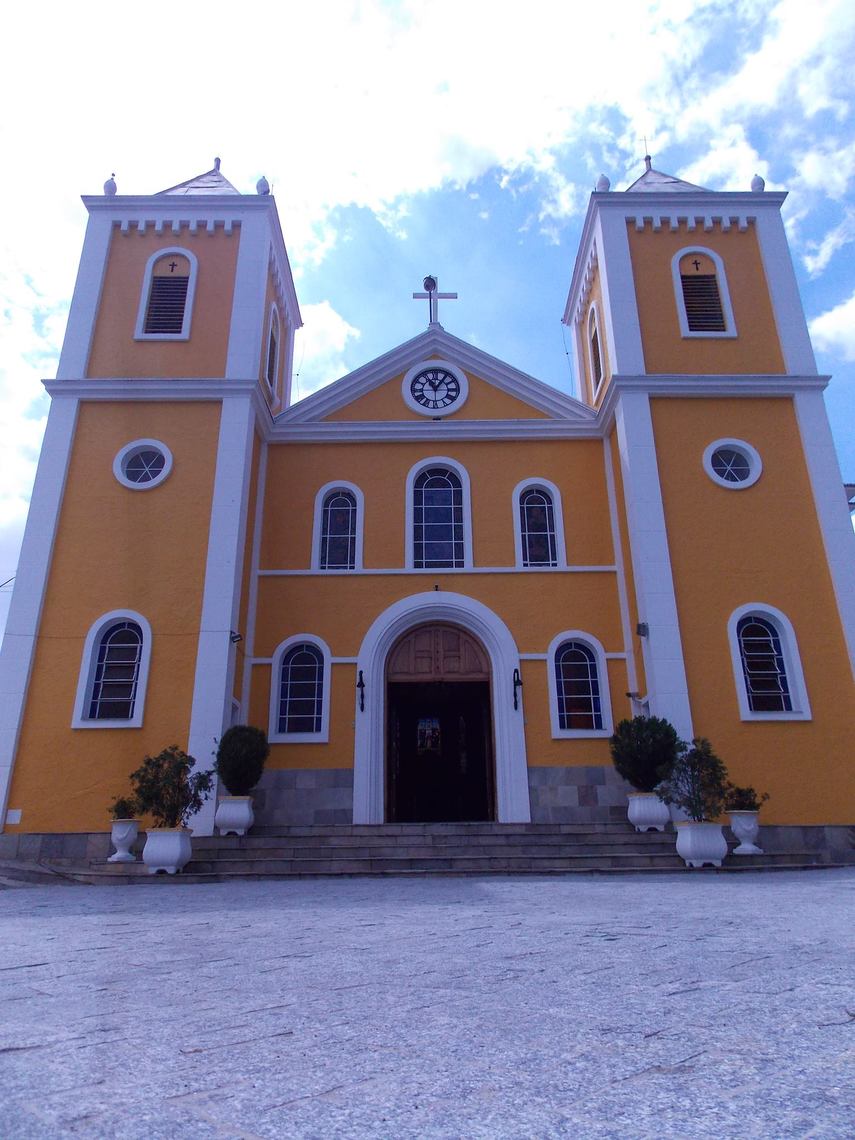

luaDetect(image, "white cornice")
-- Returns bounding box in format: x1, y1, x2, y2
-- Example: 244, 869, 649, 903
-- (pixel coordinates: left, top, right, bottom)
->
280, 325, 592, 424
269, 418, 600, 443
44, 378, 258, 401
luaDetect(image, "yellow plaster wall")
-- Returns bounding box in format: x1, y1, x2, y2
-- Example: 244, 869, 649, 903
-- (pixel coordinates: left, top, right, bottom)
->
324, 369, 550, 422
607, 430, 646, 696
87, 229, 239, 378
651, 397, 855, 823
627, 221, 786, 375
7, 401, 221, 832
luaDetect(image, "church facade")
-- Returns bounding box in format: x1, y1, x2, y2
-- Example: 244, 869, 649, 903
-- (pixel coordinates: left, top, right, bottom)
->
1, 161, 853, 839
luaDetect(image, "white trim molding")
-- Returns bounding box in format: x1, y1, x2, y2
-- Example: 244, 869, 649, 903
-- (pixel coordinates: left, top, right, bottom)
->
512, 477, 567, 568
353, 591, 531, 825
727, 603, 811, 721
112, 438, 174, 490
268, 634, 332, 744
311, 480, 365, 571
405, 456, 474, 569
72, 610, 153, 729
702, 438, 762, 490
671, 246, 736, 339
134, 246, 198, 341
546, 630, 614, 739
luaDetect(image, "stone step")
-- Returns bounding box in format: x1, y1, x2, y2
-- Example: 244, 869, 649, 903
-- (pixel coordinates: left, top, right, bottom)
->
192, 839, 677, 861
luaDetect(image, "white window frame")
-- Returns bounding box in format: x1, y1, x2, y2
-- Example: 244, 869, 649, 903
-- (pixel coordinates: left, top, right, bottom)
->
264, 303, 281, 394
113, 438, 174, 490
702, 438, 762, 490
727, 603, 811, 721
72, 610, 153, 729
268, 634, 332, 743
405, 457, 473, 570
587, 303, 605, 400
134, 246, 199, 341
671, 245, 736, 339
546, 630, 613, 738
311, 481, 365, 571
512, 478, 567, 569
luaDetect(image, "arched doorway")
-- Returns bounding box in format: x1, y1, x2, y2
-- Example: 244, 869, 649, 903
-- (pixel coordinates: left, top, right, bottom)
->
386, 624, 495, 823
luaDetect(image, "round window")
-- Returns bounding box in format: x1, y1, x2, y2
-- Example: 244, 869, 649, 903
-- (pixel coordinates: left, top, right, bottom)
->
113, 440, 173, 490
702, 439, 762, 489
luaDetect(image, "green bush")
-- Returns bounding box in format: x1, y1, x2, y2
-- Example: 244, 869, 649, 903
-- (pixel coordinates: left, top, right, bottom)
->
215, 725, 270, 796
724, 783, 770, 812
129, 746, 213, 829
609, 716, 682, 793
657, 738, 729, 822
109, 795, 138, 821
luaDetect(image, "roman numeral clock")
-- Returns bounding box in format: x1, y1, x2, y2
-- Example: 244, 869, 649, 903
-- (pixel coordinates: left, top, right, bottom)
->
402, 360, 469, 417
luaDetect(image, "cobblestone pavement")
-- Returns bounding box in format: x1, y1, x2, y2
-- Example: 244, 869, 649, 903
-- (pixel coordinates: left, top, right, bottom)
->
0, 870, 853, 1139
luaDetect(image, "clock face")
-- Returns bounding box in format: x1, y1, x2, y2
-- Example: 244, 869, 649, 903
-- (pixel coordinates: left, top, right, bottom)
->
410, 367, 461, 410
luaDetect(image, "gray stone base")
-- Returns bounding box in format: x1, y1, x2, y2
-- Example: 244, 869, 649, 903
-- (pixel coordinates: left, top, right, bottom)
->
527, 765, 633, 823
254, 768, 354, 826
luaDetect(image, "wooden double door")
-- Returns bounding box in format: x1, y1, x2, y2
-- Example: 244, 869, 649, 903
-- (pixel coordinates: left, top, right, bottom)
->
386, 625, 495, 823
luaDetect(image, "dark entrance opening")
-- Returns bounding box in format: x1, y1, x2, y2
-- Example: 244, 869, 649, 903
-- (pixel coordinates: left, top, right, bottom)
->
385, 624, 495, 823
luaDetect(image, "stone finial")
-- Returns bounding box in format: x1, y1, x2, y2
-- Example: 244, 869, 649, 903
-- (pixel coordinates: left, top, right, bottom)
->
595, 174, 611, 192
214, 157, 221, 172
256, 175, 270, 196
751, 173, 766, 193
103, 174, 117, 196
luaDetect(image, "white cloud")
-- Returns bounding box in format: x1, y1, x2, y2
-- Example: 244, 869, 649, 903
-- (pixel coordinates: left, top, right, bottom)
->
809, 290, 855, 360
291, 302, 361, 401
803, 210, 855, 276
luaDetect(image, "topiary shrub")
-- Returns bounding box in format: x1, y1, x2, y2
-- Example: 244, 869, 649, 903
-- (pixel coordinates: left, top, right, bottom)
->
215, 725, 270, 797
657, 738, 729, 822
609, 716, 682, 793
109, 794, 138, 820
129, 746, 213, 829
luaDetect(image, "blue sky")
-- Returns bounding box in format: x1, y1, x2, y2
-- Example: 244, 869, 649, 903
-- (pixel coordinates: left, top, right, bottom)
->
1, 0, 854, 637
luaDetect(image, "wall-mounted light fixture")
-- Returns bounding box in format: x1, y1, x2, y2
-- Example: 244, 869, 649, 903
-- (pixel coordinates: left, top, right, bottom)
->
636, 622, 649, 638
229, 631, 243, 644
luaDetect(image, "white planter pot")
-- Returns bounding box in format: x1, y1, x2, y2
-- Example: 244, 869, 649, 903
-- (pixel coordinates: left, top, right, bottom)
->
728, 811, 763, 854
108, 819, 139, 863
214, 796, 254, 837
627, 792, 670, 833
674, 821, 728, 868
142, 828, 193, 874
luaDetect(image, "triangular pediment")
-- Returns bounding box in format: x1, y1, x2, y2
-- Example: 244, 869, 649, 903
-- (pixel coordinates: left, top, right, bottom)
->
280, 327, 595, 427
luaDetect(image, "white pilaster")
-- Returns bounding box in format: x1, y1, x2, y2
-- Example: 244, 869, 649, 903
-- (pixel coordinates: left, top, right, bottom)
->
794, 390, 855, 680
0, 397, 79, 829
186, 395, 256, 834
225, 214, 270, 381
754, 209, 817, 375
57, 213, 114, 379
614, 391, 693, 739
595, 211, 646, 375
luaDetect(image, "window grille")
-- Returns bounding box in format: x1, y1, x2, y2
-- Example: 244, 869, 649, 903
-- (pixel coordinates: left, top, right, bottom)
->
519, 486, 557, 566
144, 275, 189, 335
710, 447, 751, 483
266, 310, 279, 388
88, 621, 143, 720
737, 616, 793, 713
413, 467, 465, 568
320, 489, 357, 569
278, 643, 324, 734
590, 324, 603, 388
554, 641, 602, 730
680, 274, 726, 332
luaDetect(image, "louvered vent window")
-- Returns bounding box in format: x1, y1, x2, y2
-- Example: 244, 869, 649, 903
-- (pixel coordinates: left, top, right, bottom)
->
590, 325, 603, 386
680, 273, 726, 332
144, 275, 190, 334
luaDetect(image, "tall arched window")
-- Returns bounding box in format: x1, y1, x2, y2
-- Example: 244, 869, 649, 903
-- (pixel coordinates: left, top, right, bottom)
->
135, 247, 198, 340
73, 610, 153, 728
547, 631, 612, 737
269, 636, 331, 742
519, 486, 558, 567
265, 305, 280, 391
671, 246, 736, 338
727, 604, 811, 721
320, 488, 357, 570
587, 305, 604, 396
412, 466, 465, 568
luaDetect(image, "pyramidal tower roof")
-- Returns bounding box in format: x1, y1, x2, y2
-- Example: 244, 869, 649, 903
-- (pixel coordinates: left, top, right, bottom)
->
157, 158, 240, 195
626, 155, 708, 193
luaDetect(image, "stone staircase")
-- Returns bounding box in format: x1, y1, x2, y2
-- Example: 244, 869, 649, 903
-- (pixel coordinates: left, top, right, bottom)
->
67, 821, 834, 883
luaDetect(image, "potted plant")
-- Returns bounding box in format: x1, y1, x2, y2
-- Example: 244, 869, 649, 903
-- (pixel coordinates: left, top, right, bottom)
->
724, 783, 769, 855
129, 746, 213, 874
213, 725, 270, 836
657, 738, 729, 867
609, 716, 682, 832
107, 794, 140, 863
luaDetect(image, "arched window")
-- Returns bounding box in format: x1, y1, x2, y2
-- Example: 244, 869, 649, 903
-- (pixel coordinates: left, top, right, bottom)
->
265, 305, 280, 391
671, 247, 736, 338
407, 460, 472, 569
135, 247, 198, 340
547, 632, 612, 738
73, 610, 152, 728
588, 305, 604, 396
518, 485, 558, 567
312, 481, 364, 570
727, 604, 811, 721
269, 636, 331, 742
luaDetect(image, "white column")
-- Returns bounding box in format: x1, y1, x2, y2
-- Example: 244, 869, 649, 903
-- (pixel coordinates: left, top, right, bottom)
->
614, 390, 693, 740
794, 389, 855, 679
225, 214, 270, 381
754, 209, 817, 376
186, 395, 256, 834
57, 213, 113, 379
595, 210, 646, 375
0, 397, 79, 829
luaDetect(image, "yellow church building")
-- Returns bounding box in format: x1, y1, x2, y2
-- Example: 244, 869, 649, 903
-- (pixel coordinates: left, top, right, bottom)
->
1, 159, 853, 854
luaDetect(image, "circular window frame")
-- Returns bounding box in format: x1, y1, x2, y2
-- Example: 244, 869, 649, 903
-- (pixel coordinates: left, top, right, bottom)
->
113, 439, 174, 490
702, 438, 762, 490
401, 359, 469, 418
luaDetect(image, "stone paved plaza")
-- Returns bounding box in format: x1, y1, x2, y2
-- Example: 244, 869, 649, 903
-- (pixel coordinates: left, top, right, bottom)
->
0, 870, 853, 1138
